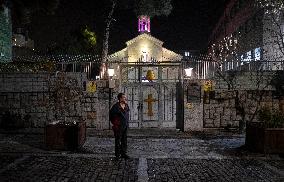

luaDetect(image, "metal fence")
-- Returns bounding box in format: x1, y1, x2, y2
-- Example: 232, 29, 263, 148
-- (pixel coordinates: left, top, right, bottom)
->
11, 54, 102, 79
7, 54, 284, 80
182, 55, 284, 80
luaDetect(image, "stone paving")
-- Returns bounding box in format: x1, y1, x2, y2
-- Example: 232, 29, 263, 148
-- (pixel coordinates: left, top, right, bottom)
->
0, 155, 138, 182
147, 158, 283, 182
0, 130, 283, 181
0, 154, 22, 170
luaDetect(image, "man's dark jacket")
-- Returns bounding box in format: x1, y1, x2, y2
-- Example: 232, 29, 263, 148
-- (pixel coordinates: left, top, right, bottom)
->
109, 102, 130, 129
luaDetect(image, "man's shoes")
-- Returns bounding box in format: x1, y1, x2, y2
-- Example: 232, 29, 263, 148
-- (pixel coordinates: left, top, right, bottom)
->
121, 154, 130, 159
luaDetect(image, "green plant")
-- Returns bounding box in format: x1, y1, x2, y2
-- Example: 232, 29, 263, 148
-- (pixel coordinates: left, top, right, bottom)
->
270, 111, 284, 128
258, 107, 284, 128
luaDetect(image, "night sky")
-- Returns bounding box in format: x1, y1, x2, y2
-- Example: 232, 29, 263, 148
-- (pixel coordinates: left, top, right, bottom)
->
26, 0, 227, 54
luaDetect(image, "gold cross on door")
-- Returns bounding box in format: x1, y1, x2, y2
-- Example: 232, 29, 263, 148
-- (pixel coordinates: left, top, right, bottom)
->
144, 94, 158, 116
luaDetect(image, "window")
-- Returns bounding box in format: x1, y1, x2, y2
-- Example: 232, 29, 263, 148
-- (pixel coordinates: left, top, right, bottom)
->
254, 47, 261, 61
241, 51, 252, 62
245, 51, 252, 62
240, 54, 244, 62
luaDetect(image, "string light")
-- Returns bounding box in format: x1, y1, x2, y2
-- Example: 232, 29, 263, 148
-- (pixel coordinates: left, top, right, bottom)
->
256, 0, 284, 14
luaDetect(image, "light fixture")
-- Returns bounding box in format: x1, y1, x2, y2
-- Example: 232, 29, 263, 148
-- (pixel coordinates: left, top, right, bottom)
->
184, 68, 193, 77
108, 68, 114, 77
108, 69, 115, 89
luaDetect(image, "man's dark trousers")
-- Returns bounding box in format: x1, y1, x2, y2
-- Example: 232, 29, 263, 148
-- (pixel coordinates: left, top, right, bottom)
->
114, 127, 127, 157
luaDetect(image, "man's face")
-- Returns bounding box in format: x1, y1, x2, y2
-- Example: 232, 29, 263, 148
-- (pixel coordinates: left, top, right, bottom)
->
120, 95, 127, 103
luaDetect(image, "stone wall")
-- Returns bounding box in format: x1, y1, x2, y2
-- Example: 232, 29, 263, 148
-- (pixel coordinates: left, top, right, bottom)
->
0, 73, 50, 127
203, 90, 281, 128
203, 90, 239, 128
183, 80, 204, 131
0, 72, 116, 129
184, 71, 282, 131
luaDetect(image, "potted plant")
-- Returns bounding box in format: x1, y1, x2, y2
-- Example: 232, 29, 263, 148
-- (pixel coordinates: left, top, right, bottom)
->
246, 107, 284, 154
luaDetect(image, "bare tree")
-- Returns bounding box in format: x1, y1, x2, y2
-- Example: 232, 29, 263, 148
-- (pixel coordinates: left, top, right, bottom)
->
100, 0, 117, 79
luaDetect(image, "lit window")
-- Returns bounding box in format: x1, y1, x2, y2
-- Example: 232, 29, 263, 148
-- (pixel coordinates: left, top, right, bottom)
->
254, 47, 261, 61
244, 51, 251, 62
240, 55, 244, 62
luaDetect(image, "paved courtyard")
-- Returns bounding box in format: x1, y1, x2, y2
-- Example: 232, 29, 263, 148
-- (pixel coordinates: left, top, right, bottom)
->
0, 129, 283, 181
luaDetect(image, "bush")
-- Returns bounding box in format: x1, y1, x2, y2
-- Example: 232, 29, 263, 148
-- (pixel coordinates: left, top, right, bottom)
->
258, 107, 284, 128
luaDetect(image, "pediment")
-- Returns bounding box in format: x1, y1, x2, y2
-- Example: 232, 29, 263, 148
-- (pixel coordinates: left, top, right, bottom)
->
126, 33, 164, 47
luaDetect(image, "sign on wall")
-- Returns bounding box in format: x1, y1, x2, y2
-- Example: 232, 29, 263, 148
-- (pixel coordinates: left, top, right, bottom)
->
186, 84, 201, 103
87, 81, 96, 93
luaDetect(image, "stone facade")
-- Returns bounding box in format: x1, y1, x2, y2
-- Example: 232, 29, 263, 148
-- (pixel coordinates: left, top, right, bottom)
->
0, 70, 282, 131
184, 71, 283, 131
183, 80, 203, 131
109, 33, 182, 63
108, 33, 182, 81
0, 72, 115, 129
0, 6, 12, 62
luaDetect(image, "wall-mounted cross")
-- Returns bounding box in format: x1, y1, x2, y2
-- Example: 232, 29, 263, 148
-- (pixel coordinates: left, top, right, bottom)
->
144, 94, 157, 116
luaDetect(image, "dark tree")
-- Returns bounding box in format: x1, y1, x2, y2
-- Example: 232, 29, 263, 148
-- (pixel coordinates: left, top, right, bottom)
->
46, 27, 97, 55
134, 0, 172, 17
1, 0, 60, 25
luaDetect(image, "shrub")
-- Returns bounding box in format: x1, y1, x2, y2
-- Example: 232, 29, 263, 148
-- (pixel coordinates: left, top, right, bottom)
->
258, 107, 284, 128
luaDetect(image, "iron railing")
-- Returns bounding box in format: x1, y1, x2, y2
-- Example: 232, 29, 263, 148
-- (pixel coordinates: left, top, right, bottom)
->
6, 54, 284, 80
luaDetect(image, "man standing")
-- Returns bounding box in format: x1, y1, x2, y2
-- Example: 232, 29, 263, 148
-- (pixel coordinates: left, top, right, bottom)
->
109, 93, 130, 159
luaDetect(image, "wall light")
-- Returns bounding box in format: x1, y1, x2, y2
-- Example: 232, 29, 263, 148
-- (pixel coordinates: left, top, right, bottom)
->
184, 68, 193, 77
108, 68, 114, 77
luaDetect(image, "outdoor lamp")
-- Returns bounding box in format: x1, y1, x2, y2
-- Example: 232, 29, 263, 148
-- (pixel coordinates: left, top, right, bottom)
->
184, 68, 193, 77
108, 68, 115, 77
108, 68, 115, 88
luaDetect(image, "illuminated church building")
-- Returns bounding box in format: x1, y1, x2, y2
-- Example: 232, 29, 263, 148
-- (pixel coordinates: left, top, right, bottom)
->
108, 16, 183, 128
108, 15, 182, 80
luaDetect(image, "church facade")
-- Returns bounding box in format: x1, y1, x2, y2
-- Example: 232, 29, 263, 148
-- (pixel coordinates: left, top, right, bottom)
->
107, 16, 183, 129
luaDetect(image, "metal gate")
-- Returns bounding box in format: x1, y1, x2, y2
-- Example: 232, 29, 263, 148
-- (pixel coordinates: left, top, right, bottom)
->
120, 63, 181, 128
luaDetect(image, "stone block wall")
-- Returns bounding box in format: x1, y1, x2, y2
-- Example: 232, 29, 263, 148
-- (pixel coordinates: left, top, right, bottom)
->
184, 73, 282, 131
0, 73, 50, 127
183, 80, 204, 131
184, 102, 203, 131
0, 72, 117, 129
203, 90, 240, 128
83, 80, 119, 130
203, 90, 281, 128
